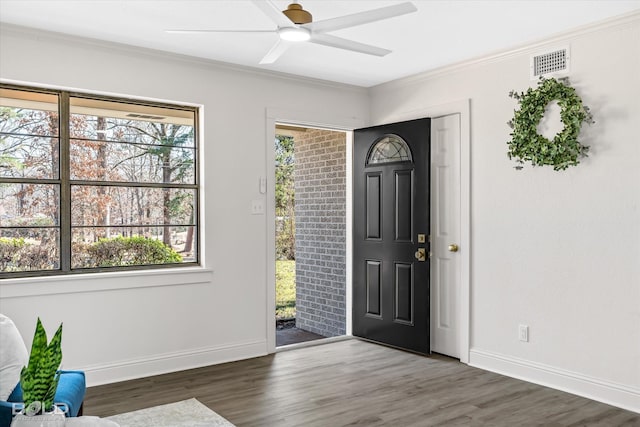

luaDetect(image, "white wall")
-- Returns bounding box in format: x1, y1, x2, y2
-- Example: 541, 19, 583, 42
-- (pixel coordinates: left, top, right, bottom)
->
0, 25, 369, 385
1, 12, 638, 413
370, 13, 640, 411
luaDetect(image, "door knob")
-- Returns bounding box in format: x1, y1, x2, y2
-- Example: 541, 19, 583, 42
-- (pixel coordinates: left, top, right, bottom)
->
414, 248, 426, 262
448, 244, 459, 252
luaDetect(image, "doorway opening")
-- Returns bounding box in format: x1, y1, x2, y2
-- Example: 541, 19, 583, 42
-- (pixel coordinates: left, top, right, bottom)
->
275, 124, 348, 347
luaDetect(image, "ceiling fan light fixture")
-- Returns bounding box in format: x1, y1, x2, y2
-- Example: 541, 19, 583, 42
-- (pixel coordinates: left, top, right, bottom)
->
282, 3, 312, 25
278, 26, 311, 42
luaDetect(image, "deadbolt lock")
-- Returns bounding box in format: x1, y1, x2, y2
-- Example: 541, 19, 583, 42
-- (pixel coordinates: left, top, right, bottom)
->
414, 248, 426, 262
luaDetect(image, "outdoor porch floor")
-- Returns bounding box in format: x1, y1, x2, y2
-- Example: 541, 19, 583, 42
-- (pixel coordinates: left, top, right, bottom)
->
276, 324, 325, 347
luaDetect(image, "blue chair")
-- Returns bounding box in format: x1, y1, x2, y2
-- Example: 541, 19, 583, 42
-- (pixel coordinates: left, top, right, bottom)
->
0, 370, 86, 426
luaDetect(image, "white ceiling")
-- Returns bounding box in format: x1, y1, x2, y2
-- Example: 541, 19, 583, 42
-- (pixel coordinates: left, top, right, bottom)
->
1, 0, 639, 87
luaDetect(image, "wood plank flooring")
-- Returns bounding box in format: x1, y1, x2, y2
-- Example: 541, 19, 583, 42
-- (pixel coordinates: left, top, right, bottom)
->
84, 339, 640, 426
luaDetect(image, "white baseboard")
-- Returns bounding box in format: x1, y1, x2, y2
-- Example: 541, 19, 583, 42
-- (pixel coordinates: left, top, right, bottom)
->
82, 339, 267, 387
469, 349, 640, 414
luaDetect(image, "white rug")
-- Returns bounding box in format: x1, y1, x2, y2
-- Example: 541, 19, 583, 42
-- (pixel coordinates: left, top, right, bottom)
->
105, 398, 235, 427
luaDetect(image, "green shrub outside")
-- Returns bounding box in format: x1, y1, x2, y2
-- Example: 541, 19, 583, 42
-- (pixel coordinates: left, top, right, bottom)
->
0, 237, 26, 271
0, 237, 56, 272
87, 236, 182, 267
1, 235, 182, 272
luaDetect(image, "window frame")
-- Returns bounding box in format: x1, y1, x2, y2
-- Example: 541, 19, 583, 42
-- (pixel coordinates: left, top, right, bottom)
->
0, 84, 200, 278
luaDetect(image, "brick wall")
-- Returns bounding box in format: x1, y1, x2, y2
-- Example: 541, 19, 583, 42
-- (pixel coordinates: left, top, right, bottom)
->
293, 128, 346, 337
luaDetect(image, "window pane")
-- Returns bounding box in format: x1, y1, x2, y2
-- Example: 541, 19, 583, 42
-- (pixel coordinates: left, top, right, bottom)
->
0, 109, 59, 137
367, 134, 412, 165
71, 226, 197, 269
70, 97, 195, 147
71, 186, 195, 226
0, 183, 60, 226
0, 89, 59, 136
71, 117, 195, 148
70, 139, 195, 184
0, 135, 59, 179
1, 89, 59, 178
0, 228, 60, 272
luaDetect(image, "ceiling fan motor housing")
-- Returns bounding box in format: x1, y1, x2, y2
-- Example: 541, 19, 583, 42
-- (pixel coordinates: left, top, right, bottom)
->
283, 3, 312, 24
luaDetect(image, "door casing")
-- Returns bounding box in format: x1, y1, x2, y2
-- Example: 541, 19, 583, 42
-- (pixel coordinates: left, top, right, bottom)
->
369, 99, 470, 363
265, 99, 470, 363
265, 108, 363, 354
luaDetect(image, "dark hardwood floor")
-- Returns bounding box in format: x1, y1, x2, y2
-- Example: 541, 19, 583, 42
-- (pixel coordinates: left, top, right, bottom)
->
85, 339, 640, 426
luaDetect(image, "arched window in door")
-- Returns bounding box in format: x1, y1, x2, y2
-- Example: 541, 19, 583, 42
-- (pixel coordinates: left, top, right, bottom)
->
366, 134, 413, 165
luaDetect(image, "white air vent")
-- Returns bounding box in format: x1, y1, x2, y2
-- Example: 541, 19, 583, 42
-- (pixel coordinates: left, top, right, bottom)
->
530, 46, 570, 80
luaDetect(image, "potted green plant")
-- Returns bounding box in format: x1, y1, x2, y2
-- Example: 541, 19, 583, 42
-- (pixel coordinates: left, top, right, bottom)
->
11, 318, 65, 427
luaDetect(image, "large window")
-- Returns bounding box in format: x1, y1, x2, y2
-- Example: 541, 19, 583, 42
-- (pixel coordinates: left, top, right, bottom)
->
0, 85, 199, 277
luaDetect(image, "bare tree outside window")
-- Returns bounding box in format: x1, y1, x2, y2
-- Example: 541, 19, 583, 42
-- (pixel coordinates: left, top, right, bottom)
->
275, 135, 295, 260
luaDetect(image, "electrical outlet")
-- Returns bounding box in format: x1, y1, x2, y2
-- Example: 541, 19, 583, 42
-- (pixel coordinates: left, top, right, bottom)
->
519, 324, 529, 342
251, 199, 265, 215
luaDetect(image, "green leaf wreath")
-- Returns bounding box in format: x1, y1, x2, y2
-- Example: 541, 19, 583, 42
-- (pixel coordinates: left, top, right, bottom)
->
20, 318, 63, 415
507, 77, 594, 171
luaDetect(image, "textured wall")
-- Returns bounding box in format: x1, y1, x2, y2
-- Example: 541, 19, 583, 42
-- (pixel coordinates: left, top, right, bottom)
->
293, 129, 347, 337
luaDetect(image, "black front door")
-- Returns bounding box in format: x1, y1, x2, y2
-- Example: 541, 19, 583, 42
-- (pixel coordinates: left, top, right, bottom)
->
352, 118, 430, 354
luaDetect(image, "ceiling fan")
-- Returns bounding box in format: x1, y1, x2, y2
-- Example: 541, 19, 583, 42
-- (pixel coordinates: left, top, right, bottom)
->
166, 1, 417, 64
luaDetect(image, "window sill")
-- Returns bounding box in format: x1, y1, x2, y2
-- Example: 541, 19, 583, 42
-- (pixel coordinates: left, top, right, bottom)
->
0, 267, 213, 299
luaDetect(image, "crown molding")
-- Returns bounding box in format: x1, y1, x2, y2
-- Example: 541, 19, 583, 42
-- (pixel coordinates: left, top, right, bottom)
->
371, 10, 640, 92
0, 23, 368, 94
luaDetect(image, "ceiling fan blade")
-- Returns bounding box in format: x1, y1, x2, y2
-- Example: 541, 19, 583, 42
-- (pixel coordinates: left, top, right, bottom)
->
304, 2, 417, 33
165, 29, 275, 34
309, 33, 391, 57
252, 0, 295, 28
259, 39, 291, 64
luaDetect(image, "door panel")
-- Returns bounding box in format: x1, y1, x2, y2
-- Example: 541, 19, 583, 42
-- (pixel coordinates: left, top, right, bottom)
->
366, 173, 382, 239
366, 261, 381, 316
394, 262, 413, 324
395, 171, 413, 241
353, 118, 430, 354
430, 114, 461, 358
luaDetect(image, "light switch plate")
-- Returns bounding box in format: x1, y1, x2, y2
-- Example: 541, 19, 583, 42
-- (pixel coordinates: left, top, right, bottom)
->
519, 324, 529, 342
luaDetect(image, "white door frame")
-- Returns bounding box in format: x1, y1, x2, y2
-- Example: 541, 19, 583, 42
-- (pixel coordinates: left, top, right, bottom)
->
265, 108, 364, 354
372, 99, 471, 363
265, 100, 470, 363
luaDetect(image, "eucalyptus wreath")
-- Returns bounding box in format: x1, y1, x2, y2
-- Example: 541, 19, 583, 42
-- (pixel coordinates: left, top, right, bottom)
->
507, 77, 594, 171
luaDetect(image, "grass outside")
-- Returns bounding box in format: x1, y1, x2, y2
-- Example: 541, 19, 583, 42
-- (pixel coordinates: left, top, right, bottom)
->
276, 259, 296, 319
